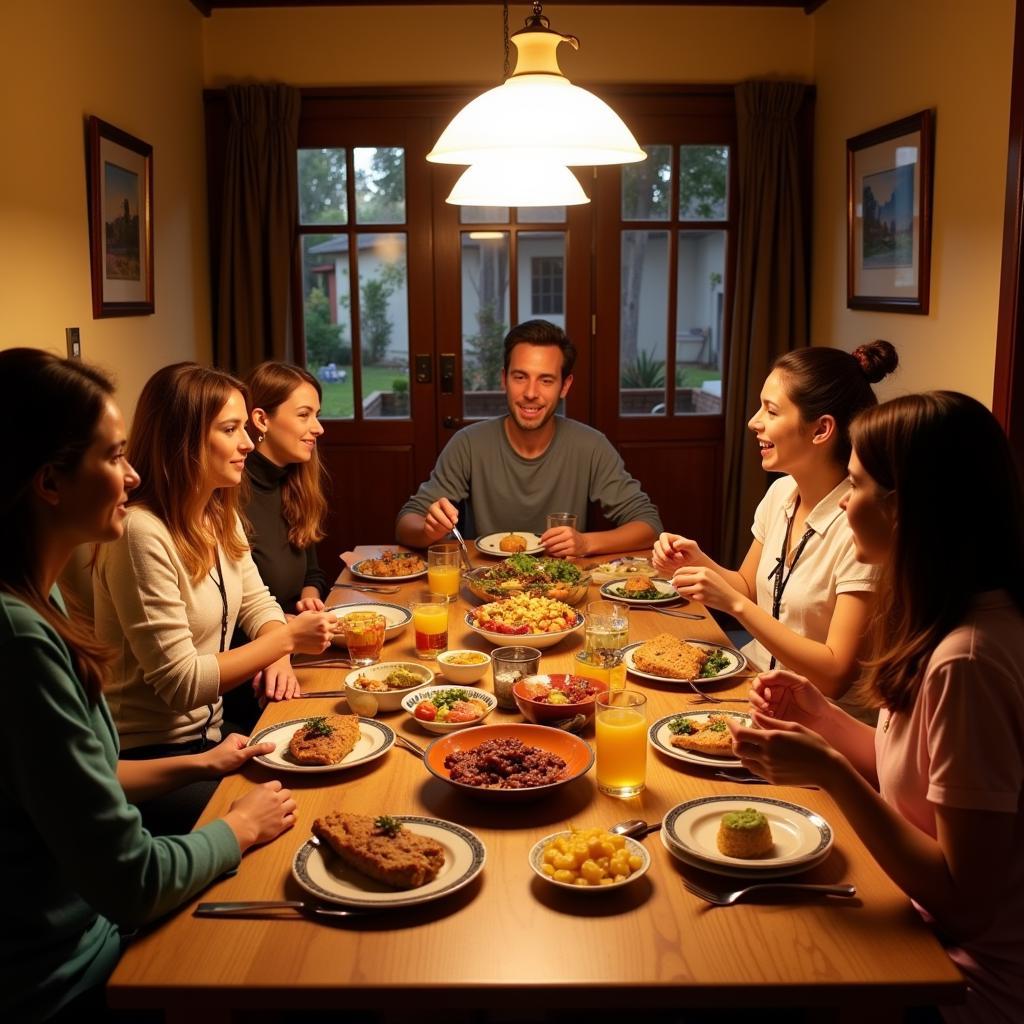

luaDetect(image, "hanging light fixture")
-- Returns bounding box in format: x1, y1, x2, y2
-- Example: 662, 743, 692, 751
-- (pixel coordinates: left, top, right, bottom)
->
447, 158, 590, 207
429, 2, 645, 206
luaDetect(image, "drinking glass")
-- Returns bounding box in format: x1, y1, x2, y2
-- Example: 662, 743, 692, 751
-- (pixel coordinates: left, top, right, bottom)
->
411, 599, 449, 659
595, 690, 647, 797
546, 512, 578, 532
585, 600, 629, 657
491, 646, 542, 710
427, 542, 461, 603
574, 649, 626, 690
339, 611, 386, 667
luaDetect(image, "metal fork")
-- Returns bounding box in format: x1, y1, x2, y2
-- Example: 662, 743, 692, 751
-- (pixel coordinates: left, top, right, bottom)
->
682, 878, 856, 906
450, 526, 475, 574
682, 679, 747, 705
651, 607, 707, 621
332, 582, 401, 595
394, 734, 427, 758
195, 900, 364, 919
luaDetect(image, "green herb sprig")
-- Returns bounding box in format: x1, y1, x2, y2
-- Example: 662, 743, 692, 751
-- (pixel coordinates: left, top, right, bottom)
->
374, 815, 404, 836
303, 716, 334, 738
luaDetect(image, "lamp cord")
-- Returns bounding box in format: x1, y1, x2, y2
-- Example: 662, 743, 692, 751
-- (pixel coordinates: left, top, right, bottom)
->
503, 2, 510, 80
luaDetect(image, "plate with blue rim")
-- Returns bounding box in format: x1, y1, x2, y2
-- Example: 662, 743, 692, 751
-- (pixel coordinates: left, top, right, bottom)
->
292, 815, 486, 908
249, 717, 395, 774
648, 709, 750, 768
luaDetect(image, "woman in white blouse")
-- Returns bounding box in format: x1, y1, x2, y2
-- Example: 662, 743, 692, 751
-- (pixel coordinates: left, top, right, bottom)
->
653, 341, 897, 717
93, 363, 334, 832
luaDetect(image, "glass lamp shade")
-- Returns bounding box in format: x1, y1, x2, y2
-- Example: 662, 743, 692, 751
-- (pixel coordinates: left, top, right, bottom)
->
428, 13, 645, 167
446, 160, 589, 207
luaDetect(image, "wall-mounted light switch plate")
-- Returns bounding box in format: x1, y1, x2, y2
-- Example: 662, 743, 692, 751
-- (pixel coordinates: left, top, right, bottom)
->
66, 327, 81, 359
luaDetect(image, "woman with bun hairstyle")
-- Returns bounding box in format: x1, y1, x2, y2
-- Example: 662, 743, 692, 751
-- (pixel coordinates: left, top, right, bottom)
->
653, 341, 898, 718
242, 361, 329, 614
731, 392, 1024, 1024
92, 363, 333, 833
0, 349, 296, 1021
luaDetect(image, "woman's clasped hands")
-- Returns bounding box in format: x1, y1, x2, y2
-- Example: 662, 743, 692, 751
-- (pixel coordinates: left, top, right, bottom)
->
725, 670, 842, 788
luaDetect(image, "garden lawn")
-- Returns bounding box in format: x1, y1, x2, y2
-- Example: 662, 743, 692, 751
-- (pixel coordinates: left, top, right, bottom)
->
320, 366, 408, 419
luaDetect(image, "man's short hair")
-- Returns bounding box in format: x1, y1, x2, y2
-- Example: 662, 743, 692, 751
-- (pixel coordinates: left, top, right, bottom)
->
502, 320, 577, 380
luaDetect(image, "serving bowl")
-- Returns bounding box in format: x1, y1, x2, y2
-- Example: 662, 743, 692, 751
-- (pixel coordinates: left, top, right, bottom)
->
528, 830, 651, 892
423, 723, 594, 802
513, 673, 609, 725
326, 601, 412, 648
343, 661, 433, 712
465, 609, 585, 650
462, 565, 592, 607
435, 648, 492, 684
401, 685, 497, 734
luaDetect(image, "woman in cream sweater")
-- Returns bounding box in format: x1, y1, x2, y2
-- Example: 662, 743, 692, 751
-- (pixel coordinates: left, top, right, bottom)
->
93, 363, 334, 832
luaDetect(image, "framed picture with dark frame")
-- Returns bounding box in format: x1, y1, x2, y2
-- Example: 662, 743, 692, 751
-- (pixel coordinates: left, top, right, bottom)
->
847, 109, 934, 314
87, 116, 154, 317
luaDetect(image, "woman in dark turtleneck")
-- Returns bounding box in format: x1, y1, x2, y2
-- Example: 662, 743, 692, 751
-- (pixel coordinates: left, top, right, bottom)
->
243, 363, 330, 613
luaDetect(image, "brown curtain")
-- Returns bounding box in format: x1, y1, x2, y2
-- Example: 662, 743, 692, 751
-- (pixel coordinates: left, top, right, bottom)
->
215, 84, 300, 374
720, 80, 809, 566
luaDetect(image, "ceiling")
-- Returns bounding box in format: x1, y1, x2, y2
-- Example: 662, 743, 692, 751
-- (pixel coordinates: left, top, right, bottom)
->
189, 1, 827, 16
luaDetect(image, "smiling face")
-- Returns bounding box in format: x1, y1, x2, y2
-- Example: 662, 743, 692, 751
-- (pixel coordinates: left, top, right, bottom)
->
501, 343, 572, 435
747, 368, 823, 475
56, 399, 140, 543
204, 388, 254, 491
255, 381, 324, 467
840, 450, 895, 564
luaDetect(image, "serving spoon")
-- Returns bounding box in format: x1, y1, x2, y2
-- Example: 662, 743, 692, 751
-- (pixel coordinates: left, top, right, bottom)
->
610, 818, 662, 839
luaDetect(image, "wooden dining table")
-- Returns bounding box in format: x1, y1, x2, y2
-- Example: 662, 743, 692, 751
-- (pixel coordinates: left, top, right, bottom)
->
107, 546, 964, 1022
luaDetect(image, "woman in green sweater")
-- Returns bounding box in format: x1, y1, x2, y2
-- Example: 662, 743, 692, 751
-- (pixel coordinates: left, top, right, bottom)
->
0, 349, 296, 1021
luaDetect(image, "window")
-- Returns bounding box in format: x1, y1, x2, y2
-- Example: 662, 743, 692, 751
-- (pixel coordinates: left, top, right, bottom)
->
530, 256, 564, 316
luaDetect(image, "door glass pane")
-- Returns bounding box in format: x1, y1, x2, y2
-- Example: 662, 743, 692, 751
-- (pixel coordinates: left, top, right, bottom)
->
676, 231, 726, 415
302, 234, 352, 419
516, 206, 566, 223
679, 145, 729, 221
298, 148, 347, 226
354, 147, 406, 224
518, 231, 565, 324
358, 233, 410, 419
620, 229, 669, 416
460, 205, 509, 224
461, 231, 509, 418
621, 145, 671, 221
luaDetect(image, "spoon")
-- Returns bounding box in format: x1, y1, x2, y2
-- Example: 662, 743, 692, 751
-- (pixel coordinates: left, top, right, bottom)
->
610, 818, 662, 839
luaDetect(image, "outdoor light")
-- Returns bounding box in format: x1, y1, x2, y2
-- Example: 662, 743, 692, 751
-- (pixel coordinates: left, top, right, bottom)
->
429, 2, 645, 205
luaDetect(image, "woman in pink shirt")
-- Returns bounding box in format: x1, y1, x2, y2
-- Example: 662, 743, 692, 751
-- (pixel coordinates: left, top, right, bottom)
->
730, 391, 1024, 1024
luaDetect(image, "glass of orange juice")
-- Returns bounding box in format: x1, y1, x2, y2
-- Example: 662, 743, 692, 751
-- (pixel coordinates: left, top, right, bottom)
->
427, 543, 461, 602
574, 649, 626, 690
595, 690, 647, 797
411, 599, 449, 659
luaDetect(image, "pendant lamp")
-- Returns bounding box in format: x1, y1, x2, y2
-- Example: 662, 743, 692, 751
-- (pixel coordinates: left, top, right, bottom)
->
446, 158, 590, 207
428, 2, 645, 178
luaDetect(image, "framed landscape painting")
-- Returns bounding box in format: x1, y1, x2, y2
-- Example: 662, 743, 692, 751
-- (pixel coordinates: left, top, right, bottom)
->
87, 116, 153, 317
847, 110, 934, 314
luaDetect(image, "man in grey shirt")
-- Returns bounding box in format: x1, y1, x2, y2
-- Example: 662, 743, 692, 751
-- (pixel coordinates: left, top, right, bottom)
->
396, 320, 663, 558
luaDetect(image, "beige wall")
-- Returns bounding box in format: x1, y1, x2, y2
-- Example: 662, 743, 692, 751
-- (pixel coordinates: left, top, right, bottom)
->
203, 3, 814, 85
0, 0, 210, 418
810, 0, 1015, 406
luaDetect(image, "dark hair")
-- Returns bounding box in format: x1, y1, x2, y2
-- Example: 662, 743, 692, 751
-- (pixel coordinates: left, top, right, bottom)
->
128, 363, 250, 582
0, 347, 116, 702
773, 340, 898, 466
502, 319, 577, 379
852, 391, 1024, 712
245, 361, 327, 548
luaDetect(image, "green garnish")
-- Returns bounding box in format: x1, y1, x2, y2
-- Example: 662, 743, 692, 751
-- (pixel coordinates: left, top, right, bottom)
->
374, 815, 404, 836
706, 717, 729, 733
667, 716, 698, 735
613, 584, 662, 600
700, 650, 731, 678
429, 688, 472, 710
303, 716, 334, 738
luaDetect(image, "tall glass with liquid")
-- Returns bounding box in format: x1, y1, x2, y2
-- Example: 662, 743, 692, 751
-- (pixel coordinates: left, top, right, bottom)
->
595, 690, 647, 797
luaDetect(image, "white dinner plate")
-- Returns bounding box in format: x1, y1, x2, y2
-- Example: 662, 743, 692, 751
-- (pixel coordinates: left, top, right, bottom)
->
660, 826, 832, 880
589, 558, 655, 585
622, 639, 747, 685
326, 601, 413, 641
648, 710, 750, 768
249, 717, 395, 774
662, 796, 834, 874
475, 532, 546, 557
599, 578, 679, 605
350, 556, 427, 582
292, 816, 486, 908
528, 831, 651, 893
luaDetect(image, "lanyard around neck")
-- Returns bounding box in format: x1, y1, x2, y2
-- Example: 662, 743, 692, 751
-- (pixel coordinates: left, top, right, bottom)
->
202, 549, 229, 746
766, 510, 815, 670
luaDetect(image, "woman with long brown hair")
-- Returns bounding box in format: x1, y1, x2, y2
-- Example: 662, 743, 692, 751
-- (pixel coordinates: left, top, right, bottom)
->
92, 363, 333, 833
0, 349, 296, 1020
654, 341, 898, 718
243, 361, 329, 613
731, 392, 1024, 1024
